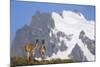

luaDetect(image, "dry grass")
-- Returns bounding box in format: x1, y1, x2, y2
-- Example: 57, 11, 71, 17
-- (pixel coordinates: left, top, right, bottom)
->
11, 56, 73, 67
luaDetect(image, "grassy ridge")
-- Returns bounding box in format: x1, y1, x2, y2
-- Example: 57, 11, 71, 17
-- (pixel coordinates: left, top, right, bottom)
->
11, 56, 73, 67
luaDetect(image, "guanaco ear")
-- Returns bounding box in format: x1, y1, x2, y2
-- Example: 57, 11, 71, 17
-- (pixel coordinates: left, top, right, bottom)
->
36, 39, 39, 44
42, 40, 45, 44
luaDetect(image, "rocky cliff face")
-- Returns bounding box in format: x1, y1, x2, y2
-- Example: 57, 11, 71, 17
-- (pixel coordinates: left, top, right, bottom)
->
69, 43, 87, 62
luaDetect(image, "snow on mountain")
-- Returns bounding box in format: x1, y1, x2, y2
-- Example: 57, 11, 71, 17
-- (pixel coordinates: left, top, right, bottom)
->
11, 10, 95, 62
52, 10, 95, 39
45, 10, 95, 61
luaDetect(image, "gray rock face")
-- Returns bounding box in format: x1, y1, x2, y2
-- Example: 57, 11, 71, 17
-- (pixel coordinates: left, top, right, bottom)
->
69, 44, 87, 62
79, 30, 95, 55
56, 31, 73, 41
59, 40, 68, 51
11, 24, 33, 57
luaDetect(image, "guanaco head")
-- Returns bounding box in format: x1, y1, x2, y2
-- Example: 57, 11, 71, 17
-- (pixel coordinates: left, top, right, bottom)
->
41, 40, 46, 49
35, 39, 40, 48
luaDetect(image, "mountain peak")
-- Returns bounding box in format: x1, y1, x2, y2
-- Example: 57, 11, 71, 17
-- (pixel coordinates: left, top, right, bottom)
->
11, 10, 95, 62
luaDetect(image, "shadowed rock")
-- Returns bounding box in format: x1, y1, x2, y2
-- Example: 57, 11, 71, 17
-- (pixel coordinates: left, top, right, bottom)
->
79, 30, 95, 55
69, 44, 87, 62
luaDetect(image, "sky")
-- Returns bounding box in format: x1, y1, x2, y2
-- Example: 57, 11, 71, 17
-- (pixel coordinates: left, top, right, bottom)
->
11, 0, 95, 39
